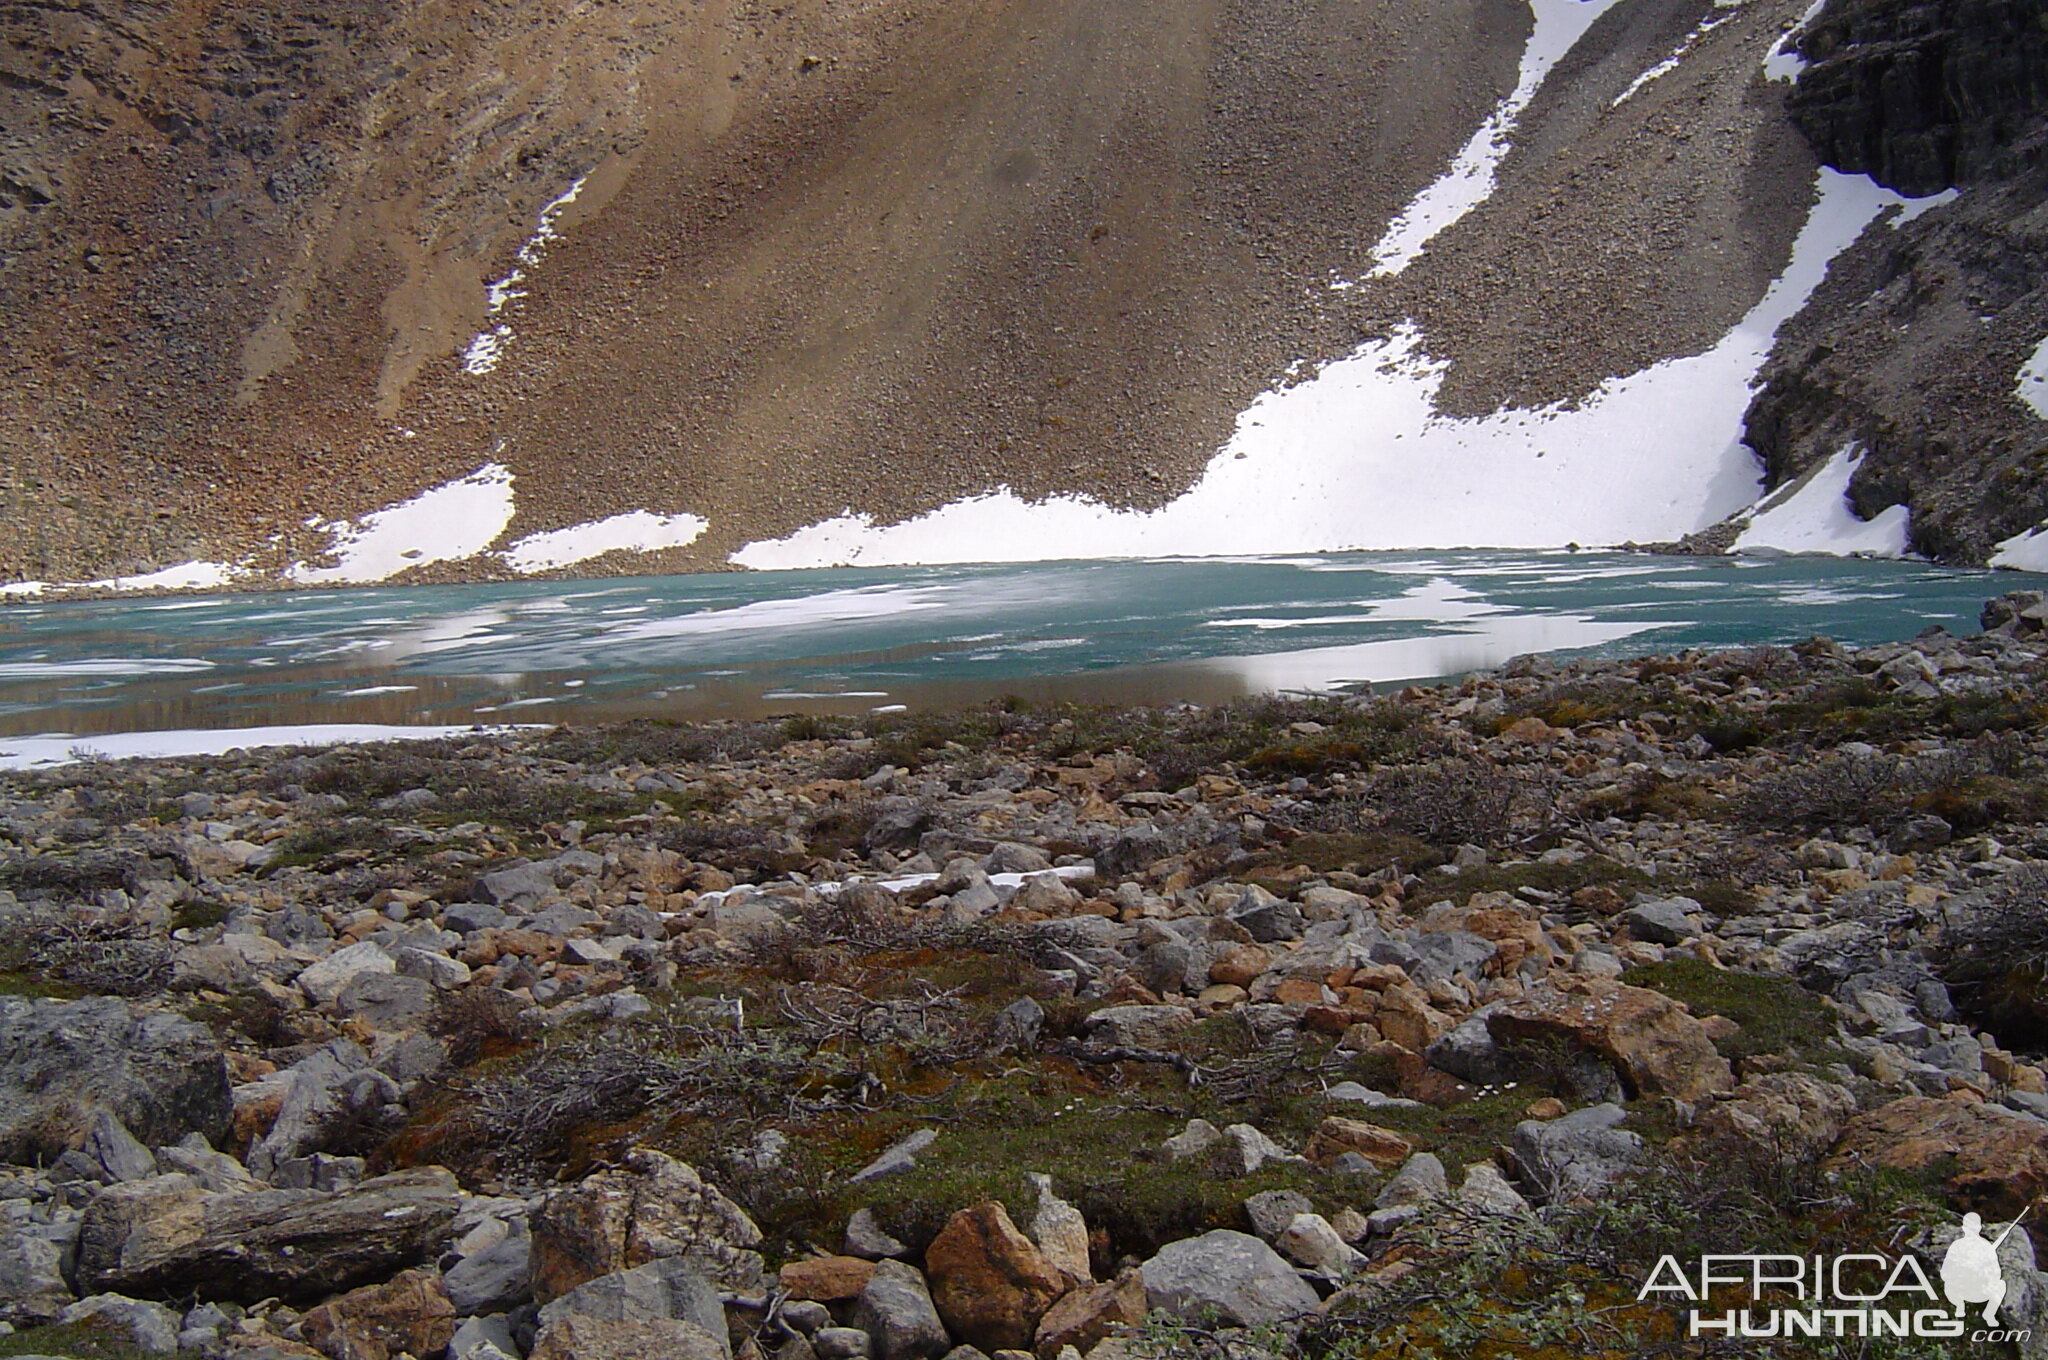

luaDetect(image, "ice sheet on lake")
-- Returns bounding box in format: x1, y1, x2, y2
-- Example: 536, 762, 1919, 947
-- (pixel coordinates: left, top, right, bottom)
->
0, 723, 535, 770
733, 171, 1926, 569
1732, 446, 1911, 558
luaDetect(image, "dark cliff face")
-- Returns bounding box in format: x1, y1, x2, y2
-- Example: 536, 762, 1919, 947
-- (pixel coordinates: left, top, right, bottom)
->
1737, 0, 2048, 563
1788, 0, 2048, 196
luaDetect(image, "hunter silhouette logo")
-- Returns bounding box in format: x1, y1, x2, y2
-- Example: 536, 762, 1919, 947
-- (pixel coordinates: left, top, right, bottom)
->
1639, 1205, 2036, 1343
1943, 1210, 2026, 1326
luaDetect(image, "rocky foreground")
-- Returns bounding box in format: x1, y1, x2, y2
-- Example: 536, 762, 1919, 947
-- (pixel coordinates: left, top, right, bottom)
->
10, 598, 2048, 1359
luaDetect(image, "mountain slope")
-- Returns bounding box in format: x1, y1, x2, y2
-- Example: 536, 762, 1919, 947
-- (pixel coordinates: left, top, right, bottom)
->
0, 0, 2041, 588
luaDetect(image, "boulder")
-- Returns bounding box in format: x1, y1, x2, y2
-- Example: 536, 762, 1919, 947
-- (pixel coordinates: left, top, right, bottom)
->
850, 1258, 950, 1360
1620, 898, 1700, 946
1031, 1269, 1145, 1359
0, 996, 231, 1159
445, 1233, 534, 1314
1827, 1096, 2048, 1239
476, 862, 561, 908
814, 1327, 874, 1360
1374, 1153, 1447, 1209
1082, 1006, 1195, 1050
1511, 1104, 1643, 1204
850, 1130, 940, 1184
295, 942, 395, 1007
1024, 1174, 1090, 1284
1692, 1072, 1856, 1158
528, 1315, 727, 1360
1487, 979, 1733, 1102
333, 972, 436, 1027
1212, 1123, 1306, 1176
0, 1222, 74, 1323
924, 1202, 1066, 1353
56, 1293, 181, 1354
299, 1268, 456, 1360
781, 1256, 877, 1302
1277, 1213, 1363, 1274
1302, 1117, 1412, 1171
536, 1257, 728, 1358
1458, 1163, 1530, 1215
1243, 1189, 1316, 1242
450, 1314, 521, 1360
1141, 1230, 1318, 1325
531, 1148, 764, 1300
246, 1040, 392, 1179
74, 1166, 461, 1302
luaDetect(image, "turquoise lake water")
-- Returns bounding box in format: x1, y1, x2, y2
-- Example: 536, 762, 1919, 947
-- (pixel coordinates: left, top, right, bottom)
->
0, 551, 2030, 740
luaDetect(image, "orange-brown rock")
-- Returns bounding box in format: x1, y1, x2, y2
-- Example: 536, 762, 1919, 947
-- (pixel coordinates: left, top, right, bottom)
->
1271, 977, 1330, 1008
461, 929, 565, 967
1032, 1268, 1147, 1359
924, 1202, 1066, 1352
1827, 1096, 2048, 1239
1303, 1116, 1413, 1170
1487, 978, 1734, 1102
531, 1148, 764, 1302
1374, 982, 1452, 1052
300, 1268, 455, 1360
1693, 1072, 1854, 1158
1209, 944, 1272, 989
780, 1255, 877, 1302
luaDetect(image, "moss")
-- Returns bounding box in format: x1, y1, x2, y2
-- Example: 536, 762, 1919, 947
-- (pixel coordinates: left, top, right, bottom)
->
1346, 1088, 1539, 1171
0, 970, 87, 999
1620, 958, 1838, 1064
1276, 831, 1445, 876
0, 1322, 163, 1360
1410, 856, 1653, 911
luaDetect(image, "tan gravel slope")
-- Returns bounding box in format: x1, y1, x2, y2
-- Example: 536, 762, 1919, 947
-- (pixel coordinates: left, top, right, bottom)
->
0, 0, 1821, 584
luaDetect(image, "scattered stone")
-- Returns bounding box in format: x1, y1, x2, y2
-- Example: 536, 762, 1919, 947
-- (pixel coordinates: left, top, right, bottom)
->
531, 1148, 764, 1300
1374, 1153, 1447, 1209
1243, 1189, 1315, 1242
1277, 1213, 1364, 1274
299, 1268, 456, 1360
1303, 1116, 1413, 1171
1620, 897, 1700, 945
1488, 979, 1734, 1102
57, 1293, 181, 1354
851, 1259, 950, 1360
781, 1256, 877, 1302
1511, 1104, 1644, 1204
535, 1257, 729, 1360
1141, 1230, 1319, 1326
1032, 1268, 1146, 1360
845, 1208, 911, 1260
850, 1130, 940, 1185
924, 1201, 1066, 1352
1025, 1173, 1091, 1284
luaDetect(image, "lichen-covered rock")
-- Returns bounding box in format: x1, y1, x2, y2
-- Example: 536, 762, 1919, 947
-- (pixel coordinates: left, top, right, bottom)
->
923, 1202, 1065, 1353
0, 996, 231, 1159
74, 1167, 461, 1303
531, 1147, 763, 1301
1487, 978, 1734, 1102
1140, 1230, 1318, 1326
299, 1268, 456, 1360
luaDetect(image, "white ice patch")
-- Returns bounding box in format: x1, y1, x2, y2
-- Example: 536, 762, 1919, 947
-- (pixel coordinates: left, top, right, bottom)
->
0, 723, 537, 771
503, 510, 710, 573
288, 463, 517, 585
2018, 335, 2048, 419
734, 171, 1923, 569
1611, 8, 1738, 107
1764, 0, 1828, 80
608, 586, 950, 642
1731, 446, 1911, 557
460, 175, 588, 377
1365, 0, 1624, 277
1992, 523, 2048, 573
1202, 613, 1667, 693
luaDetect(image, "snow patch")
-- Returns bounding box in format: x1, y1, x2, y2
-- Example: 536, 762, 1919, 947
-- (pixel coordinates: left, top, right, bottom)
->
1992, 523, 2048, 573
288, 463, 517, 585
1764, 0, 1827, 80
2018, 335, 2048, 419
733, 171, 1925, 569
1366, 0, 1624, 277
460, 175, 588, 377
1731, 447, 1911, 557
1611, 7, 1738, 107
503, 510, 710, 573
0, 723, 537, 771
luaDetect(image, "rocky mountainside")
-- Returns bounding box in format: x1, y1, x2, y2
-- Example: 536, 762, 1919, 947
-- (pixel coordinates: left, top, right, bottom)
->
7, 608, 2048, 1354
0, 0, 2043, 587
1732, 0, 2048, 563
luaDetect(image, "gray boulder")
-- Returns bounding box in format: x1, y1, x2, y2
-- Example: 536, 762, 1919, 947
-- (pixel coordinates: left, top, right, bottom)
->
57, 1293, 181, 1354
850, 1258, 949, 1360
1243, 1189, 1315, 1242
1374, 1153, 1448, 1209
537, 1257, 728, 1358
0, 1224, 73, 1323
1424, 1004, 1508, 1085
1226, 886, 1304, 944
0, 996, 231, 1160
1620, 897, 1699, 945
1141, 1229, 1319, 1325
988, 998, 1044, 1054
1510, 1104, 1644, 1203
850, 1129, 938, 1184
447, 1233, 534, 1314
844, 1208, 910, 1260
75, 1166, 461, 1303
477, 862, 560, 908
335, 971, 437, 1027
295, 940, 395, 1005
451, 1313, 522, 1360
